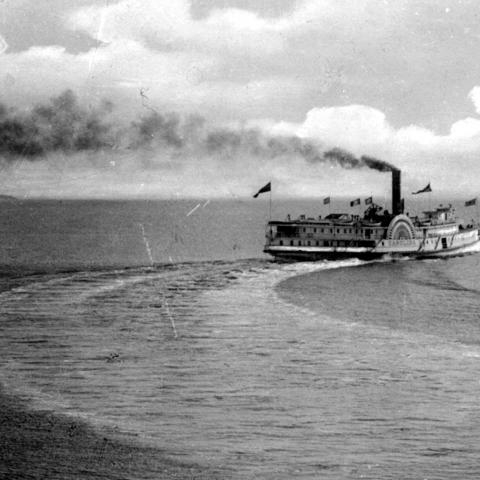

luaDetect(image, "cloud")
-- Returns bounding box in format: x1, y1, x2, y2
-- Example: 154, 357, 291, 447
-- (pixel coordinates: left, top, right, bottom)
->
0, 39, 218, 112
393, 125, 437, 147
0, 30, 303, 122
3, 1, 480, 197
4, 0, 478, 127
68, 1, 191, 44
449, 117, 480, 139
67, 0, 288, 57
248, 89, 480, 195
468, 86, 480, 114
296, 105, 393, 152
64, 0, 412, 88
0, 35, 8, 54
263, 89, 480, 154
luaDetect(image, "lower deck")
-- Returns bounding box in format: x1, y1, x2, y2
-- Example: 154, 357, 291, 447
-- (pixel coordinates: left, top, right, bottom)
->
265, 229, 479, 260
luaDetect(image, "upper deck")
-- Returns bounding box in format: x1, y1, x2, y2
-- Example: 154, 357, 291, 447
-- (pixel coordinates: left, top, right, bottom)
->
265, 203, 468, 251
268, 212, 389, 249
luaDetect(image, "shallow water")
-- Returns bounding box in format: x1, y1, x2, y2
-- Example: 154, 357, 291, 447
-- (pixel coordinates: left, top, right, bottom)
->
1, 200, 480, 479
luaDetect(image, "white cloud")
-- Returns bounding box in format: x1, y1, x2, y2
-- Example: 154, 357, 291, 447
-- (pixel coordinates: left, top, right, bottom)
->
0, 39, 218, 112
69, 1, 191, 44
449, 117, 480, 139
68, 0, 287, 57
262, 93, 480, 155
468, 86, 480, 114
65, 0, 409, 64
297, 105, 393, 151
2, 0, 314, 114
0, 32, 307, 122
394, 125, 437, 146
0, 46, 87, 106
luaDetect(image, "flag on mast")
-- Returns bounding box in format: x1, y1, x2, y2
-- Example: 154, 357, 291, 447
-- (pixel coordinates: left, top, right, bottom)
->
465, 198, 477, 207
365, 196, 373, 205
350, 198, 360, 207
412, 183, 432, 194
323, 196, 330, 205
253, 182, 271, 198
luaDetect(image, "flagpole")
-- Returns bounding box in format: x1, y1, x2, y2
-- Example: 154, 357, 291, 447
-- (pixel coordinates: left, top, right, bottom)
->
269, 182, 272, 221
429, 180, 431, 212
475, 197, 480, 229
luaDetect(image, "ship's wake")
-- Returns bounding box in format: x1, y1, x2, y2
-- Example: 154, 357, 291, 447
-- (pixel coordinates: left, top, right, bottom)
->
2, 254, 480, 478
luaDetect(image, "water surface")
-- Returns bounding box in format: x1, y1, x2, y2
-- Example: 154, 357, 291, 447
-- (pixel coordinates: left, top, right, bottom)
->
1, 199, 480, 479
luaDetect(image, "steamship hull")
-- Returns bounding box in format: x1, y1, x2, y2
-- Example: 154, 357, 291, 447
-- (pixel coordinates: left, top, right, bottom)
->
264, 228, 479, 261
262, 168, 480, 261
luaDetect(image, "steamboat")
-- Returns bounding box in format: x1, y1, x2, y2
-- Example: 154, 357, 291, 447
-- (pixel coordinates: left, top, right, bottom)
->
263, 169, 479, 260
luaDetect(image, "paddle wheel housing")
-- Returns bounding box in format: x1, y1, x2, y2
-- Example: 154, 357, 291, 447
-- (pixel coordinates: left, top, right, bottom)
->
386, 214, 416, 240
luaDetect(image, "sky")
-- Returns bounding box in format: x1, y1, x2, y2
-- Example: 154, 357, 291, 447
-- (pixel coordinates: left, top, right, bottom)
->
2, 0, 480, 199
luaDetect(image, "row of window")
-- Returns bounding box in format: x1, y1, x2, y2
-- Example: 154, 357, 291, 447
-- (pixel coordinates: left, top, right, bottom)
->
279, 240, 351, 247
301, 227, 355, 234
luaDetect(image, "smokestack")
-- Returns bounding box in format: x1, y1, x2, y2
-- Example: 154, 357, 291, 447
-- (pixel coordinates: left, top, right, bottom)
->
391, 169, 402, 216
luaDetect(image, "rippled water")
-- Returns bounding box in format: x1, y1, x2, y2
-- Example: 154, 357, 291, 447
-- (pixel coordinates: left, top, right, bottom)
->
1, 253, 480, 479
1, 200, 480, 479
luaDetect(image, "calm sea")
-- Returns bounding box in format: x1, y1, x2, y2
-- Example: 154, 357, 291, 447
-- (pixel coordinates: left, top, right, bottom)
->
1, 198, 480, 479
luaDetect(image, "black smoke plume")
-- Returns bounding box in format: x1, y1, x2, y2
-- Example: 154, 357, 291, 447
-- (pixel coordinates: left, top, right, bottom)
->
360, 154, 398, 172
324, 148, 397, 172
0, 90, 115, 158
0, 90, 398, 174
